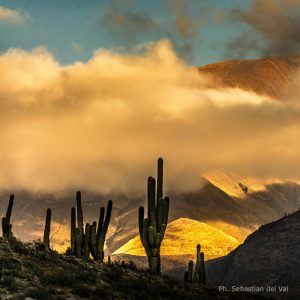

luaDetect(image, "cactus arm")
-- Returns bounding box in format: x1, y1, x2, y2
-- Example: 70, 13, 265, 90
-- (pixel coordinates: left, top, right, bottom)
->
84, 223, 90, 260
97, 200, 113, 262
2, 217, 8, 240
156, 198, 164, 233
157, 157, 163, 200
184, 271, 188, 282
154, 233, 161, 248
147, 177, 156, 232
6, 195, 14, 224
71, 207, 76, 254
76, 191, 84, 235
43, 208, 51, 250
162, 197, 169, 226
90, 221, 98, 260
148, 226, 155, 246
194, 244, 201, 274
75, 228, 82, 258
2, 195, 14, 240
188, 260, 194, 282
96, 207, 105, 242
138, 206, 144, 245
200, 252, 206, 285
142, 218, 151, 257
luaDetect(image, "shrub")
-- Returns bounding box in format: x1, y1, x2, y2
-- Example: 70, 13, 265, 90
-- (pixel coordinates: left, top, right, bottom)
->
72, 283, 92, 297
40, 269, 76, 287
26, 287, 64, 300
0, 256, 22, 277
90, 287, 109, 299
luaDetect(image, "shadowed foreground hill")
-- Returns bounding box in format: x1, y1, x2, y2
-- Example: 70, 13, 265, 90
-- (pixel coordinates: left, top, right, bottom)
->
0, 239, 265, 300
206, 209, 300, 299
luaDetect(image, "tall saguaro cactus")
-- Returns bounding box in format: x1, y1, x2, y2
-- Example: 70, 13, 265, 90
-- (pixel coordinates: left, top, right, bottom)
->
70, 191, 113, 262
2, 194, 14, 241
43, 208, 52, 250
139, 158, 169, 274
184, 244, 206, 285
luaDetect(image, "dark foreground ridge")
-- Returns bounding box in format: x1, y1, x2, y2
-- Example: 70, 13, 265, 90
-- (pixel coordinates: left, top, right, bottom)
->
0, 239, 266, 300
206, 209, 300, 299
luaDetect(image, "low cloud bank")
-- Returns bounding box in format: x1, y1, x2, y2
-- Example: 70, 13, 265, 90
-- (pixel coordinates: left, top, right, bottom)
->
1, 40, 300, 193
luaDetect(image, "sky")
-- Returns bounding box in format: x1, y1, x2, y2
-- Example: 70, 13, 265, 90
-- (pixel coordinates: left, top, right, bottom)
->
0, 0, 254, 66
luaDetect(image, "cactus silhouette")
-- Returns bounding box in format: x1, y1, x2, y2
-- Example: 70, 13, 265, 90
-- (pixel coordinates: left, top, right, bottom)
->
2, 194, 14, 241
184, 244, 206, 285
76, 191, 84, 249
43, 208, 51, 250
71, 191, 112, 262
97, 200, 112, 262
138, 158, 169, 274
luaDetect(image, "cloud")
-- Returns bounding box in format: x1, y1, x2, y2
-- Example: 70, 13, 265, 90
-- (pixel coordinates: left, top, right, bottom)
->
100, 2, 158, 47
169, 0, 201, 61
0, 6, 27, 25
1, 40, 300, 194
99, 0, 203, 63
226, 0, 300, 57
170, 0, 198, 38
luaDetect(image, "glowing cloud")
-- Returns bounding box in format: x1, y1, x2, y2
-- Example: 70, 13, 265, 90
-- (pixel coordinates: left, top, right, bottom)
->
1, 40, 300, 193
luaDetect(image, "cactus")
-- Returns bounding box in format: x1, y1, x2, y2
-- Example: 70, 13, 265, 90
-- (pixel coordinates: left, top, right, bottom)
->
75, 228, 82, 258
84, 223, 90, 260
184, 244, 206, 285
43, 208, 51, 250
188, 260, 193, 282
192, 244, 206, 284
71, 207, 76, 254
97, 200, 112, 262
138, 158, 169, 274
71, 191, 113, 262
2, 195, 14, 240
76, 191, 84, 246
184, 271, 189, 282
89, 221, 98, 260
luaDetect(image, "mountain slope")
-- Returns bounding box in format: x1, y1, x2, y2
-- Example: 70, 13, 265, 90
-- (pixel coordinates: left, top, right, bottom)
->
198, 55, 300, 99
114, 218, 240, 259
206, 209, 300, 298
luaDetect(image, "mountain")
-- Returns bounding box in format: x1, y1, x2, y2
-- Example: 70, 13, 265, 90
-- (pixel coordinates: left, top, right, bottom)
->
113, 218, 240, 259
110, 176, 300, 257
198, 55, 300, 99
2, 175, 300, 257
206, 209, 300, 298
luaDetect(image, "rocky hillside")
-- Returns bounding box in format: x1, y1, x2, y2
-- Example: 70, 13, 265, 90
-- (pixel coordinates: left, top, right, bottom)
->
198, 56, 300, 99
206, 209, 300, 299
0, 239, 264, 300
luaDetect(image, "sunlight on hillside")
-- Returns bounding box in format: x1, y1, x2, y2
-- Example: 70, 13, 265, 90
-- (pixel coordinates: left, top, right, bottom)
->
203, 170, 267, 198
113, 218, 246, 260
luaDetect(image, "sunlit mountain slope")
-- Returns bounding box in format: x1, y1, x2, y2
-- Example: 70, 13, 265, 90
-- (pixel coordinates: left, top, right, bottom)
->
113, 218, 240, 260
